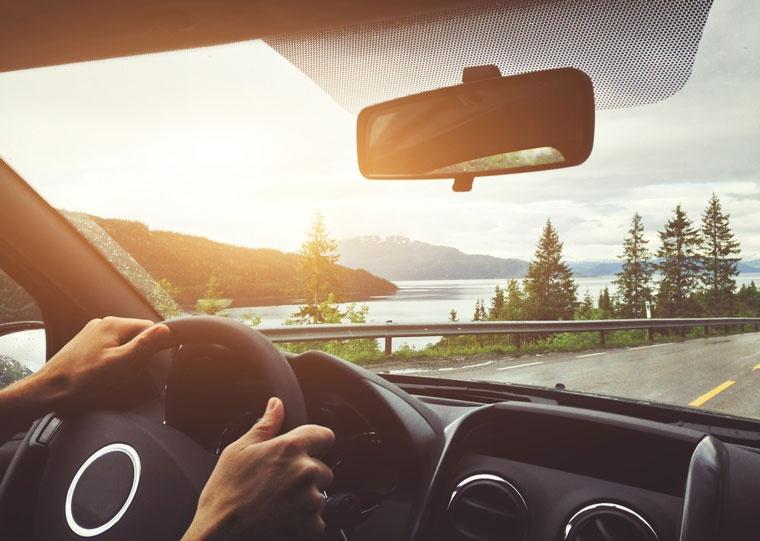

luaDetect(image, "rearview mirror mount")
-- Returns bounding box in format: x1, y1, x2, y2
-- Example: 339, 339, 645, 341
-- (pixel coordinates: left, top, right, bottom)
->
356, 65, 595, 192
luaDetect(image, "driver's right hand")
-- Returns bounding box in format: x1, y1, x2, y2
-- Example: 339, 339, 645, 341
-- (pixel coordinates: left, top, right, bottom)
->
181, 397, 335, 541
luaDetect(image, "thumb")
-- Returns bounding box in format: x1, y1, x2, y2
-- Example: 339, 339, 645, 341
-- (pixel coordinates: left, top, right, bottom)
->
245, 397, 285, 444
113, 323, 171, 359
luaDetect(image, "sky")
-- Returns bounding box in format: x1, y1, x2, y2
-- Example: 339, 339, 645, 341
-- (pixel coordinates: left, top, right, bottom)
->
0, 1, 758, 262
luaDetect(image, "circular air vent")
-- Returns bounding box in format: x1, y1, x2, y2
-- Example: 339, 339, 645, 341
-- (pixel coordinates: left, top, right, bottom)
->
564, 503, 658, 541
446, 474, 528, 541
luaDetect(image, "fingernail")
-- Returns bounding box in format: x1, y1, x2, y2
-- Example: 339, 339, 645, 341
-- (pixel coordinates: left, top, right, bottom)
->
266, 397, 277, 412
150, 324, 170, 341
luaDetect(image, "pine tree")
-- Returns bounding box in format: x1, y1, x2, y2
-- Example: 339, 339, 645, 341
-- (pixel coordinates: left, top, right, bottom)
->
448, 309, 459, 322
291, 212, 343, 324
488, 285, 505, 320
205, 274, 223, 299
298, 212, 339, 307
195, 274, 231, 315
598, 286, 613, 317
737, 281, 759, 316
700, 193, 740, 315
614, 213, 653, 318
472, 298, 487, 321
575, 290, 595, 320
524, 220, 578, 320
655, 204, 701, 317
501, 279, 526, 320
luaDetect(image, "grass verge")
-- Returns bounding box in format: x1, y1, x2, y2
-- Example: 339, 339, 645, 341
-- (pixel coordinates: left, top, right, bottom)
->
276, 324, 757, 366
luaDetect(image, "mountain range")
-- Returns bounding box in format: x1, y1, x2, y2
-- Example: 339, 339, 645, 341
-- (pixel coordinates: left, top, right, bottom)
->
337, 236, 760, 280
337, 236, 528, 281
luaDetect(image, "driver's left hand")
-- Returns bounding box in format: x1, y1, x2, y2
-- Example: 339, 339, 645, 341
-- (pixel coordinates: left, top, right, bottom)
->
34, 316, 171, 409
0, 317, 171, 441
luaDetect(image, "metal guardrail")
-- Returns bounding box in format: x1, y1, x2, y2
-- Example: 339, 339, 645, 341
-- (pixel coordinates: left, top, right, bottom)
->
258, 317, 760, 355
4, 318, 759, 356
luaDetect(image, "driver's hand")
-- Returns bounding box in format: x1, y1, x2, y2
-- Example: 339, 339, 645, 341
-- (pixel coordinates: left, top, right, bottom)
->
34, 317, 170, 408
183, 397, 335, 541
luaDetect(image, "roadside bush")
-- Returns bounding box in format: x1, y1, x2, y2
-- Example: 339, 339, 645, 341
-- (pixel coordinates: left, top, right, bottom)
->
279, 339, 381, 364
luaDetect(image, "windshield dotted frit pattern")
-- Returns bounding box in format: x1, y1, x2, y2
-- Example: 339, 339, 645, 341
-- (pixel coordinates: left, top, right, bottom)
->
0, 268, 42, 324
267, 0, 714, 113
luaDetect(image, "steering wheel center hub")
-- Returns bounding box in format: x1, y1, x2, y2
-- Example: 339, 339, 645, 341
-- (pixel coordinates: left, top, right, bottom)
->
64, 443, 141, 537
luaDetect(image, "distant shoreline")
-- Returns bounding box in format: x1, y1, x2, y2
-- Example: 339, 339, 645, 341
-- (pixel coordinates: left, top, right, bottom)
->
214, 291, 396, 309
238, 273, 760, 314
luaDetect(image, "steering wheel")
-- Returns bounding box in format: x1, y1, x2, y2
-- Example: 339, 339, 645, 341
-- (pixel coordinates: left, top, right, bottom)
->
0, 316, 307, 540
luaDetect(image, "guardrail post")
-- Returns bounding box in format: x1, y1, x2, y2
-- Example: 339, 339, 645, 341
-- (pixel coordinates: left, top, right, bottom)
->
755, 323, 759, 332
704, 325, 709, 337
647, 327, 654, 342
599, 330, 605, 346
384, 336, 392, 356
515, 333, 521, 352
680, 326, 686, 338
723, 325, 729, 335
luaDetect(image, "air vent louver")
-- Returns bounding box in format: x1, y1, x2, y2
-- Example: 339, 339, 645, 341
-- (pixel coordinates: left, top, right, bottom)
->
564, 503, 657, 541
446, 474, 528, 541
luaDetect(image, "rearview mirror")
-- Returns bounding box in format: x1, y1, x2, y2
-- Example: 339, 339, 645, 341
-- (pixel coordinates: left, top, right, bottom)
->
356, 67, 594, 191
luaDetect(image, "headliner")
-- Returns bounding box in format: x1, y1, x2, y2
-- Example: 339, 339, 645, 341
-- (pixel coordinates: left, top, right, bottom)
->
0, 0, 471, 73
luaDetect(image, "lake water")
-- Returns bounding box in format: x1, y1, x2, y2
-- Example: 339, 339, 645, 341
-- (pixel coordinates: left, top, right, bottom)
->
227, 273, 760, 350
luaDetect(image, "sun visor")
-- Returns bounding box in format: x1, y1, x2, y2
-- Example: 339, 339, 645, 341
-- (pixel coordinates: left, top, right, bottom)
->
266, 0, 715, 112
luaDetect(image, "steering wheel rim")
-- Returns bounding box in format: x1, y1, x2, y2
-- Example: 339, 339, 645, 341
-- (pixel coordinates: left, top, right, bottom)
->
0, 315, 307, 540
163, 316, 307, 431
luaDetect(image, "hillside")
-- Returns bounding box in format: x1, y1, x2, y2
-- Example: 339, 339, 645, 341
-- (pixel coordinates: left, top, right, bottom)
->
337, 236, 529, 280
88, 216, 397, 308
740, 260, 760, 273
568, 261, 623, 277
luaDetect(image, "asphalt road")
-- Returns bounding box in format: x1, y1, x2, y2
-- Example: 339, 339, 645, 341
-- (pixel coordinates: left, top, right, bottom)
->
374, 332, 760, 420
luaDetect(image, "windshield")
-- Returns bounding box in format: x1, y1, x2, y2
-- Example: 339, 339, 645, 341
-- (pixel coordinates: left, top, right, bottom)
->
1, 1, 759, 420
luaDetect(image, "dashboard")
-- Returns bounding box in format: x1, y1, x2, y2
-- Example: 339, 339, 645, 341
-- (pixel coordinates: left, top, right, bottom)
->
419, 400, 692, 540
163, 345, 760, 541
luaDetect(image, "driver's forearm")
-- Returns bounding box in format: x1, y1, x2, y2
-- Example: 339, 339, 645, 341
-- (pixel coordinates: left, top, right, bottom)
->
0, 372, 66, 443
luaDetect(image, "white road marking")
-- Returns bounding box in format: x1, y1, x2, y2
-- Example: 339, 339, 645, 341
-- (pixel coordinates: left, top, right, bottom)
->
423, 360, 498, 373
388, 368, 431, 375
576, 352, 607, 358
628, 343, 674, 351
497, 361, 544, 371
451, 360, 495, 371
